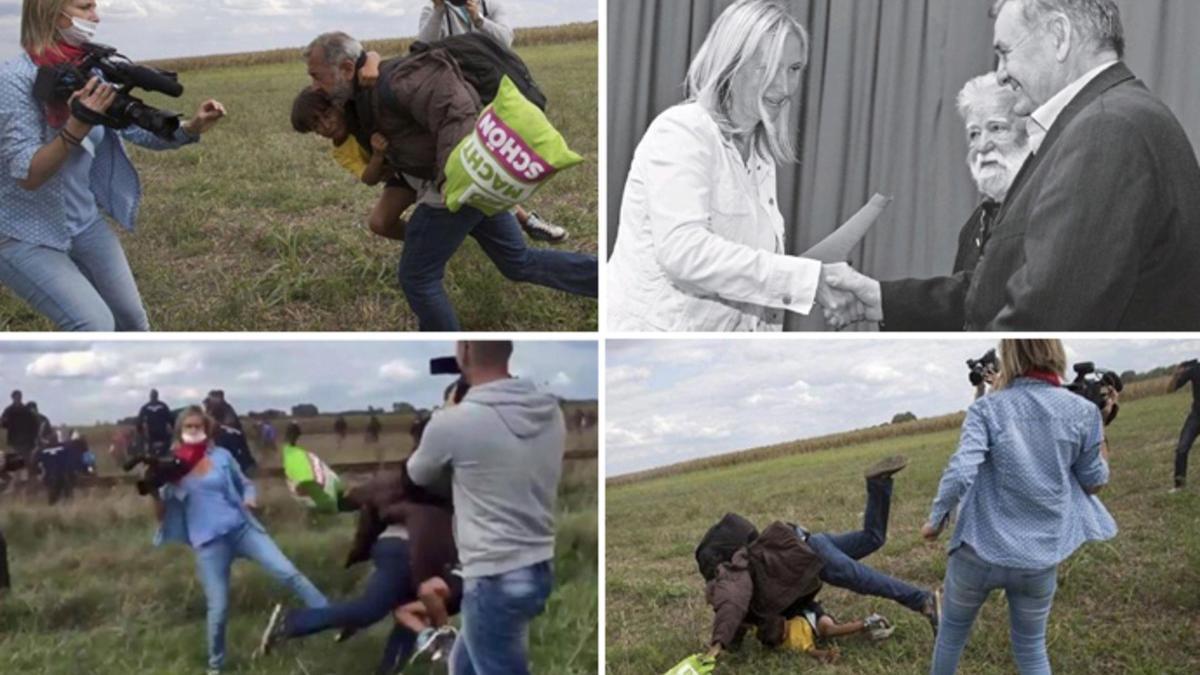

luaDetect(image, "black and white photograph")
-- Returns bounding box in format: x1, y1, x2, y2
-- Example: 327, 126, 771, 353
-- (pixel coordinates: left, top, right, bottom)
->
606, 0, 1200, 331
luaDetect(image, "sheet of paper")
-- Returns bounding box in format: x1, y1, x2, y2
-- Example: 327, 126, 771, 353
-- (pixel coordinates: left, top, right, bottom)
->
801, 193, 892, 263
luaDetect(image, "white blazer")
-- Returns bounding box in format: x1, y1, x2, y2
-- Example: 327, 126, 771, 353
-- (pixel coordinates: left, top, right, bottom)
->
607, 103, 820, 331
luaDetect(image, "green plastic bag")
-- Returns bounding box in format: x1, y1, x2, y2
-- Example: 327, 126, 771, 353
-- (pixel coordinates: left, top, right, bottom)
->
663, 654, 716, 675
443, 75, 583, 216
282, 442, 343, 514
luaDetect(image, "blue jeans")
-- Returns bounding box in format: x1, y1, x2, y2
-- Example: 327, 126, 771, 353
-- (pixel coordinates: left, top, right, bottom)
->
931, 545, 1058, 675
807, 478, 930, 613
398, 205, 597, 331
0, 219, 149, 331
450, 560, 553, 675
283, 537, 417, 674
194, 523, 327, 671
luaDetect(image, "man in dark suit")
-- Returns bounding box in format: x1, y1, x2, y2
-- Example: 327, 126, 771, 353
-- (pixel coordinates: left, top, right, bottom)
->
826, 0, 1200, 330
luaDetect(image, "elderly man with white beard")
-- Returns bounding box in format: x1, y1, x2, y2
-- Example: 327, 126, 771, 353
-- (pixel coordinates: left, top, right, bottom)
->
951, 73, 1031, 274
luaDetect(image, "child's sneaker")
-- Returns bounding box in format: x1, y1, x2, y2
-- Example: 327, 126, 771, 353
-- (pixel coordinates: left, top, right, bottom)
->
430, 625, 458, 661
863, 613, 895, 641
522, 212, 569, 243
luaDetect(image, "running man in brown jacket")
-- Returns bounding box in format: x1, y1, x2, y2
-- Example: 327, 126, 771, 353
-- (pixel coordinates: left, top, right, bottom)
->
302, 32, 597, 331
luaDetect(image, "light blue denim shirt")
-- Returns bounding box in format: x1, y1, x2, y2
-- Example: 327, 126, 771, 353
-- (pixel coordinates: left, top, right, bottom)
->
929, 378, 1118, 569
0, 53, 198, 251
155, 446, 263, 549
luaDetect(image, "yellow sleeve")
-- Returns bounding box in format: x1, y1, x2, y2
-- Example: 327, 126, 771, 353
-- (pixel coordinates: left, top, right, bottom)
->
783, 617, 816, 653
331, 137, 370, 181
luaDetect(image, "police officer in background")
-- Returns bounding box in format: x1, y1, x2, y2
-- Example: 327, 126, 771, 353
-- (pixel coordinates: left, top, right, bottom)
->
1169, 359, 1200, 494
138, 389, 174, 457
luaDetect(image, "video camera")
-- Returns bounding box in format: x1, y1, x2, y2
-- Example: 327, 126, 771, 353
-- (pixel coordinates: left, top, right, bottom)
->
431, 356, 470, 404
1065, 362, 1124, 424
966, 348, 998, 387
122, 452, 189, 496
33, 42, 184, 139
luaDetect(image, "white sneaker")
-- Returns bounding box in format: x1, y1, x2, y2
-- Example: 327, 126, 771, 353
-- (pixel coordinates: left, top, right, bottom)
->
863, 613, 895, 641
521, 211, 568, 243
1168, 486, 1184, 494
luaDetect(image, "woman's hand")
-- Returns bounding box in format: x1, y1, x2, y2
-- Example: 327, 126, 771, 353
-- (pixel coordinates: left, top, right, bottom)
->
182, 99, 227, 136
70, 77, 117, 116
921, 521, 942, 542
243, 497, 258, 510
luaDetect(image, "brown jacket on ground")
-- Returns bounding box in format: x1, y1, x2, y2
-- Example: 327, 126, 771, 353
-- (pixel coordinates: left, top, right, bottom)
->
344, 463, 458, 609
705, 521, 824, 649
365, 48, 482, 185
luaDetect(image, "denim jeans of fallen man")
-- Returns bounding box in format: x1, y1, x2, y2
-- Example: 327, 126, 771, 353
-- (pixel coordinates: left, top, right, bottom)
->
449, 560, 553, 675
931, 544, 1057, 675
282, 537, 418, 674
398, 205, 597, 331
195, 523, 328, 671
0, 219, 149, 331
806, 477, 931, 612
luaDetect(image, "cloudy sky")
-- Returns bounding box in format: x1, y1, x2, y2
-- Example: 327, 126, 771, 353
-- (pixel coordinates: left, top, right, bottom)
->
0, 0, 597, 61
607, 337, 1200, 476
0, 339, 596, 426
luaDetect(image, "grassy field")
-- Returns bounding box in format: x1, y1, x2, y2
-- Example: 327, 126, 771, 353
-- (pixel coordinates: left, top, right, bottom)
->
606, 389, 1200, 674
0, 29, 598, 331
0, 468, 597, 673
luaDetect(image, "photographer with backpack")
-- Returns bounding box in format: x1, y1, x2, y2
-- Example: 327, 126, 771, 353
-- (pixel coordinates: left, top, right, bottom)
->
1168, 358, 1200, 494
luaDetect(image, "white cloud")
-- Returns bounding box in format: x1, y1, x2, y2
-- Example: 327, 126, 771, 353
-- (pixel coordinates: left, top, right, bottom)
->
27, 351, 118, 379
551, 371, 572, 386
237, 370, 263, 382
378, 359, 419, 381
851, 362, 903, 383
607, 365, 649, 388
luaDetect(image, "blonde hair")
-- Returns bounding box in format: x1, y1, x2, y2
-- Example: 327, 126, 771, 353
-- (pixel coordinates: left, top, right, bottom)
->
21, 0, 73, 57
995, 339, 1067, 389
174, 405, 217, 446
685, 0, 809, 164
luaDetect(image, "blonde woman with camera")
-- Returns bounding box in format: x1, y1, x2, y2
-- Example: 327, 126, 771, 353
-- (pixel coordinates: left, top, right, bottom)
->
923, 339, 1118, 674
607, 0, 857, 332
0, 0, 226, 330
151, 406, 327, 674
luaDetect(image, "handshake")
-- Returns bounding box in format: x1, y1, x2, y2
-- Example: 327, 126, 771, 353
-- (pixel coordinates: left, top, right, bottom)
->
816, 263, 882, 330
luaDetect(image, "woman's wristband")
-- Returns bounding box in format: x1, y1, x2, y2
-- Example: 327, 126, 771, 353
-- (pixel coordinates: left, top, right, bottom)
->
58, 128, 83, 147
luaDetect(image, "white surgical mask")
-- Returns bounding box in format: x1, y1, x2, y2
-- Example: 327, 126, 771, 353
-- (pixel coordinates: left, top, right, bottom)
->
59, 15, 98, 47
181, 430, 207, 444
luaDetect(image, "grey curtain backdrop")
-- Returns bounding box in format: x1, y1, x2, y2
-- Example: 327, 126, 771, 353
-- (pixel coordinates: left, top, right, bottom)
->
606, 0, 1200, 330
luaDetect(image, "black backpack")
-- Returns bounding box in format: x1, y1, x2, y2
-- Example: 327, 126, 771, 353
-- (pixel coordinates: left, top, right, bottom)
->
695, 512, 759, 582
402, 32, 548, 111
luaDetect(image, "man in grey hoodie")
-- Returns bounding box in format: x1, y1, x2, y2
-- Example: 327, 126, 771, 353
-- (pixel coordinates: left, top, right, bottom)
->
407, 340, 563, 675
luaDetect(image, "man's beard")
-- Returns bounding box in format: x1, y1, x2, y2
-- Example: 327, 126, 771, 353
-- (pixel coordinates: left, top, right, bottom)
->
329, 75, 354, 105
971, 149, 1031, 202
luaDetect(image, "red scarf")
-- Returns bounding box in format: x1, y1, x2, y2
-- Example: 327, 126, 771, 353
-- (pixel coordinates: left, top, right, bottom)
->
27, 42, 87, 129
1024, 369, 1062, 387
175, 441, 208, 473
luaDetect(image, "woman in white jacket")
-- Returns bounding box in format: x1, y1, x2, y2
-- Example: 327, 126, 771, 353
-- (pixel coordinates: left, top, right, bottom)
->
608, 0, 851, 332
